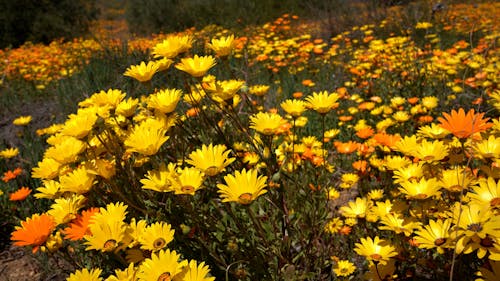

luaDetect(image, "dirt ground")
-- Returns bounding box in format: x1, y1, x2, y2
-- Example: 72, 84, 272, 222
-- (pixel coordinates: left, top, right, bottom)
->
0, 246, 67, 281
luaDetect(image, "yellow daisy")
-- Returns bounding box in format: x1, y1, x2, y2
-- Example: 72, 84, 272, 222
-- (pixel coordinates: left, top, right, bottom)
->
468, 177, 500, 209
79, 89, 126, 108
124, 61, 160, 82
0, 147, 19, 158
249, 112, 286, 135
116, 98, 139, 117
125, 119, 169, 156
47, 194, 86, 225
171, 167, 205, 195
414, 219, 453, 254
186, 144, 235, 176
474, 135, 500, 159
175, 260, 215, 281
152, 35, 193, 59
439, 167, 475, 193
32, 158, 62, 180
66, 268, 102, 281
139, 222, 175, 251
148, 88, 183, 114
175, 55, 216, 78
44, 137, 85, 164
340, 197, 370, 218
280, 99, 307, 118
411, 139, 449, 162
141, 163, 177, 192
106, 263, 137, 281
205, 79, 245, 102
61, 109, 98, 139
13, 115, 32, 126
34, 180, 61, 199
379, 213, 420, 236
217, 168, 268, 204
398, 177, 441, 200
137, 249, 188, 281
85, 202, 128, 252
333, 260, 356, 277
305, 91, 339, 114
59, 166, 95, 194
248, 85, 270, 96
392, 162, 424, 184
354, 236, 397, 265
207, 34, 236, 57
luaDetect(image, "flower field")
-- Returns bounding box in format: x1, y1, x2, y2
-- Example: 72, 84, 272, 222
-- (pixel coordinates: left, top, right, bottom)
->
1, 1, 500, 280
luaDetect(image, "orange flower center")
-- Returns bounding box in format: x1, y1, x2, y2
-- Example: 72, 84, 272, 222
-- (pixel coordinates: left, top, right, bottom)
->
238, 193, 253, 204
181, 185, 194, 193
157, 272, 171, 281
434, 238, 446, 246
103, 239, 117, 251
490, 197, 500, 207
205, 166, 219, 176
153, 238, 166, 249
370, 253, 382, 260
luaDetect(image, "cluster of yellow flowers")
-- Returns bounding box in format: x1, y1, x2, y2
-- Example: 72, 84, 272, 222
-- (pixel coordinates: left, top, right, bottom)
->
3, 2, 500, 280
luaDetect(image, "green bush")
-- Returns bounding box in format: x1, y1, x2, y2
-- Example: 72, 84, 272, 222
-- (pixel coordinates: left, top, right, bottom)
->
0, 0, 98, 48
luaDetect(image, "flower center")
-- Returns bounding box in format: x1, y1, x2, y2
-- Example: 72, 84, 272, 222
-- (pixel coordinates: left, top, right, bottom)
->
370, 253, 382, 261
205, 166, 219, 176
238, 193, 253, 204
423, 155, 434, 161
153, 238, 166, 249
434, 238, 446, 246
103, 239, 117, 251
157, 272, 171, 281
490, 197, 500, 207
467, 223, 483, 232
181, 185, 194, 193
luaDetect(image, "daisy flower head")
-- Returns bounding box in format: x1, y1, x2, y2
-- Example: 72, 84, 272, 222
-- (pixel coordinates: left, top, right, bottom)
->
152, 35, 193, 59
12, 115, 32, 126
175, 55, 217, 78
249, 112, 286, 136
305, 91, 339, 114
148, 88, 183, 114
175, 260, 216, 281
139, 221, 175, 251
280, 99, 307, 117
438, 108, 492, 139
124, 61, 160, 83
217, 168, 268, 205
354, 236, 397, 265
207, 34, 236, 57
0, 147, 19, 158
66, 268, 102, 281
9, 187, 31, 201
186, 143, 235, 176
11, 213, 56, 253
414, 219, 453, 254
125, 119, 169, 156
137, 249, 188, 281
171, 167, 205, 195
333, 260, 356, 277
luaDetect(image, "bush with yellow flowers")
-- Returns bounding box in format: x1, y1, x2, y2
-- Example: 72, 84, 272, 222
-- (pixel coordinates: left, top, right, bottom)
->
4, 1, 500, 281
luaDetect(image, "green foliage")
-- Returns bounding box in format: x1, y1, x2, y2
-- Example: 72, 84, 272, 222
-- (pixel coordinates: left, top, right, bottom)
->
125, 0, 306, 35
0, 0, 98, 48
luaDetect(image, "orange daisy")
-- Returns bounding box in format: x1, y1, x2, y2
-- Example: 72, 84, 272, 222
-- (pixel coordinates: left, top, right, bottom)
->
11, 213, 56, 253
356, 127, 375, 139
62, 207, 100, 241
9, 187, 31, 201
2, 167, 22, 182
438, 108, 492, 139
334, 141, 359, 154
